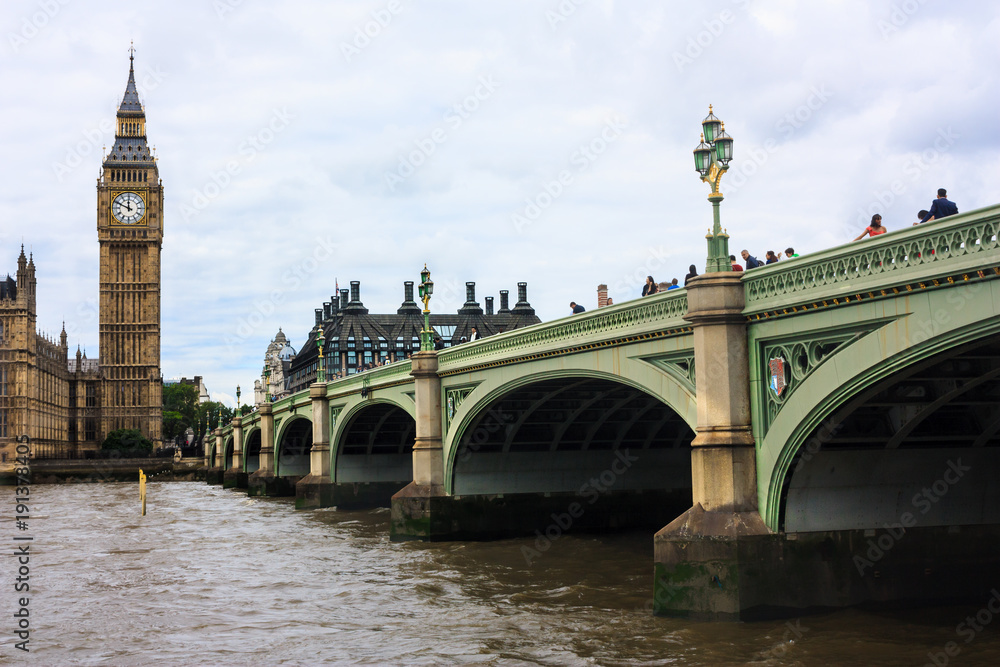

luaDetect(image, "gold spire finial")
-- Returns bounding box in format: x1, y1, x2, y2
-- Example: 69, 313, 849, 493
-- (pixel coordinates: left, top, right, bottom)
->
708, 104, 713, 113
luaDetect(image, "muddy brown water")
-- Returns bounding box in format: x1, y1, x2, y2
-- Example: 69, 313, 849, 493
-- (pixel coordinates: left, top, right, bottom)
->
3, 481, 999, 665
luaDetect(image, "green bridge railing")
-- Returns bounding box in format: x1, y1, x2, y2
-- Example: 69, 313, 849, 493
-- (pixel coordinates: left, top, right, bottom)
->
742, 203, 1000, 315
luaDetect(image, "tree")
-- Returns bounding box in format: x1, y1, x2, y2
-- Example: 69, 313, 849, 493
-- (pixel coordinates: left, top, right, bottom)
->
162, 382, 199, 441
102, 428, 154, 452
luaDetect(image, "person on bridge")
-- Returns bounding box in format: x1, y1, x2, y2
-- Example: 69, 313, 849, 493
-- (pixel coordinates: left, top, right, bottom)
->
730, 255, 743, 272
684, 264, 698, 285
642, 276, 658, 296
666, 278, 680, 290
469, 326, 479, 341
765, 251, 780, 264
854, 214, 886, 241
784, 247, 798, 259
741, 249, 762, 269
570, 302, 586, 314
918, 188, 958, 224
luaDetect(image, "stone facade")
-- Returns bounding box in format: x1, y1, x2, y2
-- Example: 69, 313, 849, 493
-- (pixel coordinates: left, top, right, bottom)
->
0, 249, 102, 460
96, 52, 164, 446
0, 54, 163, 458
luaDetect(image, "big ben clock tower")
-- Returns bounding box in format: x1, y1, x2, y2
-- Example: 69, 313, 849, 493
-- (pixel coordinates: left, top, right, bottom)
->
97, 49, 163, 446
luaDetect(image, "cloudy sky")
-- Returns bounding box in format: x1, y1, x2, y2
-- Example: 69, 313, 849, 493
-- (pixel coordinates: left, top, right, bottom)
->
2, 0, 998, 406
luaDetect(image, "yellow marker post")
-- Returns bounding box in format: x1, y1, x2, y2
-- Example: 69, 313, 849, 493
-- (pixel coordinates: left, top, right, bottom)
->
139, 469, 147, 516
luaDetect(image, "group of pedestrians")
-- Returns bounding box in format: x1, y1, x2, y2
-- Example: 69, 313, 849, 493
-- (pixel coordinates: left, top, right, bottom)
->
579, 188, 961, 309
854, 188, 959, 241
730, 248, 796, 272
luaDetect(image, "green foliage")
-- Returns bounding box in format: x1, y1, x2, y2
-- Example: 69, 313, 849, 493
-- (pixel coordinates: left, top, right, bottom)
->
162, 382, 200, 441
161, 381, 245, 442
102, 428, 154, 451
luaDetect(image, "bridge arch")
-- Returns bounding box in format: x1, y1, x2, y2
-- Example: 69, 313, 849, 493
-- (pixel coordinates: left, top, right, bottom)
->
763, 321, 1000, 533
223, 436, 234, 469
243, 427, 261, 473
275, 415, 312, 477
445, 369, 695, 499
333, 399, 415, 485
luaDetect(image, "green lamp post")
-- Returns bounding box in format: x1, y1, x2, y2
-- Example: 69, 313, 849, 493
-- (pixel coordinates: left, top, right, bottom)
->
217, 403, 224, 429
693, 105, 735, 273
263, 364, 271, 403
236, 385, 241, 414
417, 264, 434, 352
316, 327, 326, 383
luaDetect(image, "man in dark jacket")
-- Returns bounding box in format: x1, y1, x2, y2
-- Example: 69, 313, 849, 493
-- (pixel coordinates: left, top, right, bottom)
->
741, 249, 762, 269
570, 302, 586, 314
919, 188, 958, 223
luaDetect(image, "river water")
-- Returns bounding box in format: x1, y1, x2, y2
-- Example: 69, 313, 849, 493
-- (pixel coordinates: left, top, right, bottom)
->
4, 481, 1000, 665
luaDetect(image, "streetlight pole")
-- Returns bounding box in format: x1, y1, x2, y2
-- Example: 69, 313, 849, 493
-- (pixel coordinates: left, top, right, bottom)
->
316, 327, 326, 383
693, 105, 735, 273
263, 364, 271, 403
417, 264, 434, 352
236, 385, 241, 415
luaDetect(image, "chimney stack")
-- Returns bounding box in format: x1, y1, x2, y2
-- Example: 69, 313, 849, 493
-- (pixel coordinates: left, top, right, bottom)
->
499, 290, 510, 313
314, 308, 323, 326
404, 281, 415, 303
485, 296, 494, 315
350, 281, 361, 304
597, 284, 609, 308
512, 282, 535, 316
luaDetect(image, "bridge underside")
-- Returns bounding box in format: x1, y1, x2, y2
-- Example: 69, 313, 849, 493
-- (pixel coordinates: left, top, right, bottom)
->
244, 430, 261, 474
329, 404, 415, 508
785, 334, 1000, 532
394, 377, 695, 540
251, 418, 312, 497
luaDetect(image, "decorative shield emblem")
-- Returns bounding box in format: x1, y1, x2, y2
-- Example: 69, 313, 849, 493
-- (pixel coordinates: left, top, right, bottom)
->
769, 357, 787, 397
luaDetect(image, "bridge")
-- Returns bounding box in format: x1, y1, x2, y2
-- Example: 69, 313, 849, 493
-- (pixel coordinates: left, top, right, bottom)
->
209, 204, 1000, 619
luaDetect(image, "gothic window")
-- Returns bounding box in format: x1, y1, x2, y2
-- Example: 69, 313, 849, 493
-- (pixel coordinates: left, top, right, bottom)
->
0, 368, 6, 395
86, 383, 96, 407
85, 418, 96, 442
0, 409, 6, 438
0, 320, 4, 344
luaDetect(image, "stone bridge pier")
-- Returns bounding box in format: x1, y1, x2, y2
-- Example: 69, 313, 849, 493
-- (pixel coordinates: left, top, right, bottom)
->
223, 415, 246, 489
653, 271, 771, 619
206, 427, 225, 485
248, 404, 290, 496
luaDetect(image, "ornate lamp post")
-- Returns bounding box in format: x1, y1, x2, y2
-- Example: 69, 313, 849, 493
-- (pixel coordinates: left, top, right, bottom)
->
217, 404, 224, 429
236, 385, 241, 414
417, 264, 434, 352
316, 327, 327, 383
263, 364, 272, 403
693, 105, 735, 273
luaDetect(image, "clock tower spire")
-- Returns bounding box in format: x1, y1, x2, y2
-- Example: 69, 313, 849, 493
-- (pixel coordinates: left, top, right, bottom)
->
96, 47, 163, 446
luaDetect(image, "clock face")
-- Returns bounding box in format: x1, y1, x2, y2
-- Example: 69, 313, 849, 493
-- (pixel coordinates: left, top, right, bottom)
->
112, 192, 145, 224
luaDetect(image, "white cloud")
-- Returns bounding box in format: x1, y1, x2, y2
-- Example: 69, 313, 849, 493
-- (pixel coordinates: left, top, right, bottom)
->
1, 0, 998, 406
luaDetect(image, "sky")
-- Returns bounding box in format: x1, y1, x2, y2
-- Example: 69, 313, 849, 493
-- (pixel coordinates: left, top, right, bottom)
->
2, 0, 999, 407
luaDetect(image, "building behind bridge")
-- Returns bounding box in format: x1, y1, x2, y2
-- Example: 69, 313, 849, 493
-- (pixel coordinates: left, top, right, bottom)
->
260, 279, 540, 399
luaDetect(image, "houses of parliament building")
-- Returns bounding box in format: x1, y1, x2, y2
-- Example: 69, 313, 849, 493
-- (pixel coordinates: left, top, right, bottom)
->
0, 53, 163, 458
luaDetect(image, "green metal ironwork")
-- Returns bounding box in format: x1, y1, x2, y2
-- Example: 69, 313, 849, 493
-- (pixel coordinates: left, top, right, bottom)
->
316, 327, 326, 383
418, 264, 433, 352
742, 204, 1000, 314
694, 105, 734, 274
